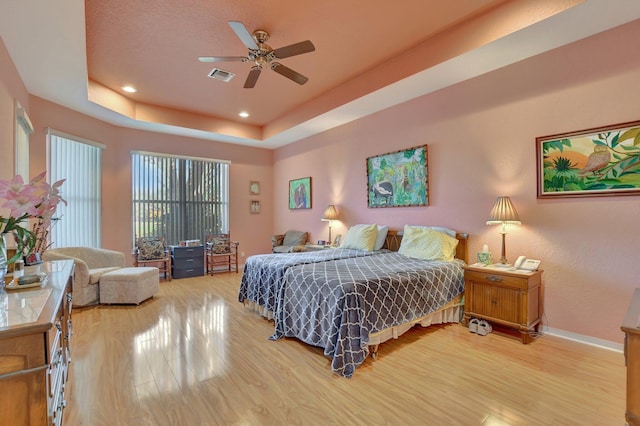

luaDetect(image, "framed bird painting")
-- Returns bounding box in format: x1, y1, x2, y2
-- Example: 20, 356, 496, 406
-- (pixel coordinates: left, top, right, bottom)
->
366, 145, 428, 207
536, 120, 640, 198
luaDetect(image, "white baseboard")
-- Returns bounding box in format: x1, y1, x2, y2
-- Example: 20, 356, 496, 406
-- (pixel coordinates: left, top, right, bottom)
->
543, 326, 623, 353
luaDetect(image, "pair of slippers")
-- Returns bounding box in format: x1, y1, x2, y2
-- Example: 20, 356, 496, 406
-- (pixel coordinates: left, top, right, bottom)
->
468, 318, 492, 336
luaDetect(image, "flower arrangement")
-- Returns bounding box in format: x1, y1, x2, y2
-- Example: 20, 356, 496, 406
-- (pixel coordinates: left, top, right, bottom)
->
0, 171, 66, 263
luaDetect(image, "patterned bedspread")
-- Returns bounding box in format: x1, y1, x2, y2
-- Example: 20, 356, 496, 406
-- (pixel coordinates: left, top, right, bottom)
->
238, 248, 379, 315
271, 252, 465, 377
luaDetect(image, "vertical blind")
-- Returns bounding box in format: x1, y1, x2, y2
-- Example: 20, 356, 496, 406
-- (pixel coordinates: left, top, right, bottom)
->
48, 130, 104, 248
131, 152, 229, 246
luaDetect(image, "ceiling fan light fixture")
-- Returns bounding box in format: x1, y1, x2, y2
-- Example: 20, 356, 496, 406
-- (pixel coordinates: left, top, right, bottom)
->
199, 21, 315, 89
122, 85, 137, 93
238, 111, 250, 118
208, 68, 235, 82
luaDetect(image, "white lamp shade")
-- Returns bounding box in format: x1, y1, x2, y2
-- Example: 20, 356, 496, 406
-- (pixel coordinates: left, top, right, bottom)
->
486, 196, 521, 225
321, 205, 338, 221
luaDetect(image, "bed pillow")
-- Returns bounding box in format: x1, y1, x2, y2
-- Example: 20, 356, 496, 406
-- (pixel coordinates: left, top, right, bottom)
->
347, 224, 388, 250
404, 225, 456, 238
374, 225, 389, 250
398, 225, 458, 261
341, 224, 378, 251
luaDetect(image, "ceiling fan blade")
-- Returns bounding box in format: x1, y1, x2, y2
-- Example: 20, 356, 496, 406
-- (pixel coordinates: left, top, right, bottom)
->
228, 21, 259, 50
244, 67, 261, 88
198, 56, 247, 63
270, 62, 309, 85
272, 40, 315, 59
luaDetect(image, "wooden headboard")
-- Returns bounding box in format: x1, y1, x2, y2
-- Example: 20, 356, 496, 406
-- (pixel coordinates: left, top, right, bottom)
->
382, 230, 469, 263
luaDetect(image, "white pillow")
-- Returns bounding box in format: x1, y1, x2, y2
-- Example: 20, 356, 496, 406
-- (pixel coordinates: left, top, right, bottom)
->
398, 225, 459, 261
374, 225, 389, 250
341, 224, 378, 251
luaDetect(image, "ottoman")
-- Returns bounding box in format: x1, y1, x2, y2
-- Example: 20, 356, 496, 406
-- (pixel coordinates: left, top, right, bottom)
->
100, 267, 160, 305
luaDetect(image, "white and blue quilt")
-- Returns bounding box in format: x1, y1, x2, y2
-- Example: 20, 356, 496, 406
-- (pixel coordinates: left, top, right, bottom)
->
270, 252, 465, 377
238, 248, 380, 315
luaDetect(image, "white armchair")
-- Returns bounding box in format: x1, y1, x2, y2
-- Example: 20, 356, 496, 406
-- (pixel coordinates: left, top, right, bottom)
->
43, 247, 125, 306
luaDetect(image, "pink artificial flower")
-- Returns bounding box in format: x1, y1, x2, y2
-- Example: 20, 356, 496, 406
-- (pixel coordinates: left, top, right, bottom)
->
0, 174, 27, 199
30, 171, 47, 184
1, 172, 65, 244
3, 186, 41, 218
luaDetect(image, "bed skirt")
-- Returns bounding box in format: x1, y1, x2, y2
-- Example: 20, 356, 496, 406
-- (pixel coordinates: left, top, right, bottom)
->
367, 294, 464, 352
244, 294, 464, 356
243, 300, 274, 320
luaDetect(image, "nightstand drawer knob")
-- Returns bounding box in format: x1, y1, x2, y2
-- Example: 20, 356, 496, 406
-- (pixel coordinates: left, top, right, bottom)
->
485, 275, 503, 282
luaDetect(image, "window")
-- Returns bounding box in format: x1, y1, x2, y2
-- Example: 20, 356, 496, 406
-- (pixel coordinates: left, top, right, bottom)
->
48, 129, 104, 248
131, 151, 229, 245
15, 102, 33, 179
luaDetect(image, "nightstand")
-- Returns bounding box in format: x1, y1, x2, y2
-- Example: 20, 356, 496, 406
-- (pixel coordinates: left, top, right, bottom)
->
305, 244, 334, 251
463, 265, 542, 344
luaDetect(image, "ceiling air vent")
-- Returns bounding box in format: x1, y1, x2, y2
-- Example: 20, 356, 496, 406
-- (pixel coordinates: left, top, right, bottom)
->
208, 68, 235, 82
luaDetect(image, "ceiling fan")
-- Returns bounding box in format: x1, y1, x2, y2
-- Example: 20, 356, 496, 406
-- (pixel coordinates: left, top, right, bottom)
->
198, 21, 315, 88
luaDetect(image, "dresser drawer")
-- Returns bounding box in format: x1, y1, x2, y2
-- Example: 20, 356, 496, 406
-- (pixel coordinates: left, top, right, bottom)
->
172, 256, 204, 269
171, 245, 204, 258
172, 267, 204, 279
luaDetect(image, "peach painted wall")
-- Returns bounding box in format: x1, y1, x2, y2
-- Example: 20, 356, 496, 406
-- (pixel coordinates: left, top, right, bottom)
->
274, 19, 640, 344
26, 97, 274, 263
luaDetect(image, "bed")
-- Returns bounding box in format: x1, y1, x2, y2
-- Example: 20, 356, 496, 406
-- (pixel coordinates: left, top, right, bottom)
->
239, 247, 384, 318
269, 228, 468, 377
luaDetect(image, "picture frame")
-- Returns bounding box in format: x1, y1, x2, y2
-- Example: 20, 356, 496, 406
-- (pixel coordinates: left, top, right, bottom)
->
250, 199, 261, 214
289, 177, 312, 209
366, 145, 428, 208
537, 120, 640, 198
249, 180, 260, 195
24, 252, 42, 266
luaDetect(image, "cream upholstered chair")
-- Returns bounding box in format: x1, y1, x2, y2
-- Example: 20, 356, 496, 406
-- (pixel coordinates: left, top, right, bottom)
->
133, 237, 171, 281
42, 247, 126, 306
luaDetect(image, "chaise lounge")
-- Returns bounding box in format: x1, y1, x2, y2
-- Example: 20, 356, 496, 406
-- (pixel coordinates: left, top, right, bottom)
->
43, 247, 126, 306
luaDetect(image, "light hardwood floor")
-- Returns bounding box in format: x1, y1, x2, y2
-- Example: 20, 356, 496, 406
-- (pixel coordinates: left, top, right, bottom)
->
64, 273, 625, 425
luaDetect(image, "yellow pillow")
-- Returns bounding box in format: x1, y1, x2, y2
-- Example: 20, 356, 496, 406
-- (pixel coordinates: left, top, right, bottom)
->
398, 225, 458, 261
341, 224, 378, 251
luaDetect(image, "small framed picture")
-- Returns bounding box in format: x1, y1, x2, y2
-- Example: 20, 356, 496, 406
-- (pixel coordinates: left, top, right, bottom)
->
289, 176, 311, 209
24, 252, 43, 266
250, 181, 260, 195
250, 199, 261, 214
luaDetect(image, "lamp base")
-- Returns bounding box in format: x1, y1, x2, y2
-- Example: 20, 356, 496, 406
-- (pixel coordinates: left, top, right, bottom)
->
492, 263, 512, 268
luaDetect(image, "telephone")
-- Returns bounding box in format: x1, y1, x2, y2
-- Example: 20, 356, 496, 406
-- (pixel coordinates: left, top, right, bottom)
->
513, 256, 541, 271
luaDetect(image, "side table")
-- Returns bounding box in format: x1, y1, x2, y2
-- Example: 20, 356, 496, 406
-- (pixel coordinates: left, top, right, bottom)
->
463, 265, 542, 344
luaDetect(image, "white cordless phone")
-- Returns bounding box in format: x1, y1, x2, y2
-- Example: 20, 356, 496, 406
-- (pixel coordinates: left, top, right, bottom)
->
513, 256, 541, 271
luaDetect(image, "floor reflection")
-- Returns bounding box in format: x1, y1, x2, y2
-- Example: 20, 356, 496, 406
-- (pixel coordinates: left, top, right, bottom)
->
134, 294, 228, 393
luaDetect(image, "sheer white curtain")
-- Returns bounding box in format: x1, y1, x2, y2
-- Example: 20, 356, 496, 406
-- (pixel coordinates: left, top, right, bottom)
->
47, 129, 104, 248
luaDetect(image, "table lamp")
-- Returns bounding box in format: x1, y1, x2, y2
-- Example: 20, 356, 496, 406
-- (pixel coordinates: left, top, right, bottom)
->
321, 205, 338, 245
486, 196, 521, 266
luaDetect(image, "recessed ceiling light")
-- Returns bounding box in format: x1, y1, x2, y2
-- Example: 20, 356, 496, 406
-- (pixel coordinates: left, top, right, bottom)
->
122, 86, 137, 93
239, 111, 250, 118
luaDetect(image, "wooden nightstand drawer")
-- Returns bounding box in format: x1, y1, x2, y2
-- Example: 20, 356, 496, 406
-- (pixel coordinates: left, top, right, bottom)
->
465, 270, 530, 289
